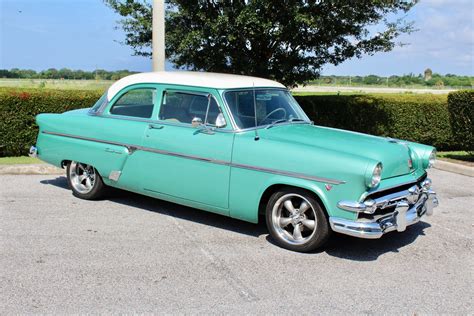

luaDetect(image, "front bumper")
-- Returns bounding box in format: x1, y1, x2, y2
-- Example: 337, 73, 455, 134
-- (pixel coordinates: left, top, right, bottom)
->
330, 178, 438, 239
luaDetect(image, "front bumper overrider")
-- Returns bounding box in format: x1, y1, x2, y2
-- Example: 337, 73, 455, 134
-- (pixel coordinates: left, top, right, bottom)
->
29, 145, 38, 158
330, 178, 438, 239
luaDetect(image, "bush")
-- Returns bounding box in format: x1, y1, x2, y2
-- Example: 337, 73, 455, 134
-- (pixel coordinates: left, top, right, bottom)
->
448, 90, 474, 154
294, 94, 454, 150
0, 87, 465, 157
0, 88, 102, 156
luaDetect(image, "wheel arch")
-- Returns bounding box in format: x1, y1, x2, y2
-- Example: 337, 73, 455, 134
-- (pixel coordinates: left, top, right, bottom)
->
257, 180, 331, 219
61, 160, 105, 180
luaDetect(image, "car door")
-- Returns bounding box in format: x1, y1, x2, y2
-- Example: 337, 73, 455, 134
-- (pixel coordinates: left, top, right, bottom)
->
97, 85, 160, 189
140, 87, 234, 213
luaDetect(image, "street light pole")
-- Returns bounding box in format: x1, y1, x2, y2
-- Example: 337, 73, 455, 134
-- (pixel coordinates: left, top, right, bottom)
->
152, 0, 165, 72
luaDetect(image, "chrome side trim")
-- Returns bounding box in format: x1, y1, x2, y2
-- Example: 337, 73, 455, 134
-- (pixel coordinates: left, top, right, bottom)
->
232, 162, 345, 185
138, 145, 230, 165
42, 131, 138, 153
42, 130, 345, 185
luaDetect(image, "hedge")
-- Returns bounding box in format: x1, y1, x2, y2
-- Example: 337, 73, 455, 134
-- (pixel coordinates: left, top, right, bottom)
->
294, 94, 454, 150
447, 90, 473, 154
0, 88, 102, 156
0, 87, 467, 157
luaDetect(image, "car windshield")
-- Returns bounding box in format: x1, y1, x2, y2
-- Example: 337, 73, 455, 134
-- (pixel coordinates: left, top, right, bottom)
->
224, 89, 310, 129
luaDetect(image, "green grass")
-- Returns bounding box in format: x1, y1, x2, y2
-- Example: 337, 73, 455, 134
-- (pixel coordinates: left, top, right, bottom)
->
0, 78, 112, 90
292, 91, 363, 96
438, 151, 474, 163
0, 156, 43, 165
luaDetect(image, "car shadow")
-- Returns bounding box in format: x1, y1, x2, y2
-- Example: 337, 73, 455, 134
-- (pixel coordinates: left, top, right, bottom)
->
40, 176, 268, 238
40, 176, 431, 261
40, 176, 69, 188
321, 222, 431, 261
264, 220, 430, 261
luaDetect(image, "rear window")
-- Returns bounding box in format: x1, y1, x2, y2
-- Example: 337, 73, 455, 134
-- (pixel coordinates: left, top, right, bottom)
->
109, 88, 156, 118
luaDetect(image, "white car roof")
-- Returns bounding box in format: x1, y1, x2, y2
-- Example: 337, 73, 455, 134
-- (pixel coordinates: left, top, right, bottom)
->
107, 71, 285, 100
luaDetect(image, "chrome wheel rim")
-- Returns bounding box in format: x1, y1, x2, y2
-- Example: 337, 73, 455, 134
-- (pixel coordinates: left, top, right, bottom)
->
271, 194, 317, 245
69, 162, 96, 194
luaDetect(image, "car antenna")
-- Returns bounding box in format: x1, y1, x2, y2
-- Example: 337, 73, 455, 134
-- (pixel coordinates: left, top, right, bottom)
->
253, 82, 260, 141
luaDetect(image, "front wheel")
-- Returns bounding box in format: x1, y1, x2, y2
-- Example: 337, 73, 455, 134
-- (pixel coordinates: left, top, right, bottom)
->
265, 188, 330, 252
67, 161, 106, 200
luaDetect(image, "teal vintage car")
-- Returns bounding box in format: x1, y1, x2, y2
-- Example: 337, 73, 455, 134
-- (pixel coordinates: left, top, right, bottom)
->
30, 72, 438, 252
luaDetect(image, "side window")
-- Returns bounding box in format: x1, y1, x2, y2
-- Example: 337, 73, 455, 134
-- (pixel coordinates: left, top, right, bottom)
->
89, 92, 108, 114
110, 88, 156, 118
159, 91, 224, 126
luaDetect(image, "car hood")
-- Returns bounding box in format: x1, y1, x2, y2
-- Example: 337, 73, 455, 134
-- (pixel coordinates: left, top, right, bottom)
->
261, 123, 413, 179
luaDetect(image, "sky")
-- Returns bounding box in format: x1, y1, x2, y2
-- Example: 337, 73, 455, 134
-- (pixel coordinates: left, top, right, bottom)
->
1, 0, 473, 76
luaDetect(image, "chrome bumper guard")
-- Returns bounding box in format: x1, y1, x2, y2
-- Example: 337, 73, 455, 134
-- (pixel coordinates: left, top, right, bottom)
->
330, 178, 438, 239
29, 145, 38, 158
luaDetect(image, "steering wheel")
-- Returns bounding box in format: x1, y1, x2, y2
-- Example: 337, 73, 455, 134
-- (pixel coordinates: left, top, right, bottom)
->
259, 108, 287, 125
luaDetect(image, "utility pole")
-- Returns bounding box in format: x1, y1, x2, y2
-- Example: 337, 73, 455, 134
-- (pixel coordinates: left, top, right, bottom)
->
152, 0, 165, 72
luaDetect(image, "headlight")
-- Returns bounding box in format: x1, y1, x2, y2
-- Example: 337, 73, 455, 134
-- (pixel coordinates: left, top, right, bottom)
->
366, 162, 383, 188
428, 149, 437, 168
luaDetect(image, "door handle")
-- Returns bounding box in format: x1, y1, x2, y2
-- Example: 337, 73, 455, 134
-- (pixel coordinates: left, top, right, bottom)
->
105, 148, 122, 154
148, 124, 164, 130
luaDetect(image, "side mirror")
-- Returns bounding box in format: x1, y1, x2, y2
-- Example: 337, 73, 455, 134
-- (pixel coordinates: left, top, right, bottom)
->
215, 113, 226, 128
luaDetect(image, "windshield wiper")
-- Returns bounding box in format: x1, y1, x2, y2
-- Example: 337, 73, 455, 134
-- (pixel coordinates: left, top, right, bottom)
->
265, 118, 309, 129
289, 118, 306, 122
289, 118, 313, 125
265, 119, 288, 129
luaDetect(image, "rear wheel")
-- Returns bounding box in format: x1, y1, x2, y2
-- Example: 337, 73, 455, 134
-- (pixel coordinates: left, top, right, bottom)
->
67, 161, 106, 200
265, 188, 330, 252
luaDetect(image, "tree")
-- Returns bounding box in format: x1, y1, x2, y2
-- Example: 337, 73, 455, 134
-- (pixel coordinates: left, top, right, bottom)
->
363, 75, 380, 85
106, 0, 417, 86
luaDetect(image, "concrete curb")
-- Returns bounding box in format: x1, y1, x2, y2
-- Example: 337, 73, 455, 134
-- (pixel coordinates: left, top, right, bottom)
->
434, 160, 473, 177
0, 164, 64, 175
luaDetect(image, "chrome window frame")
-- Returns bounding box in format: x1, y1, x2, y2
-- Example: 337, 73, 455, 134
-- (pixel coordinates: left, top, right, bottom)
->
90, 85, 312, 133
107, 87, 158, 119
89, 85, 233, 133
99, 84, 160, 120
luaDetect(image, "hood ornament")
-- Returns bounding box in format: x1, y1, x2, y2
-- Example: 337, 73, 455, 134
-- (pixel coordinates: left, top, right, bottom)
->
387, 137, 409, 147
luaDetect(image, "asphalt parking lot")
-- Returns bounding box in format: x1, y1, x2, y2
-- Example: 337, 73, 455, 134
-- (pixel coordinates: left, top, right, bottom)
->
1, 169, 472, 314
